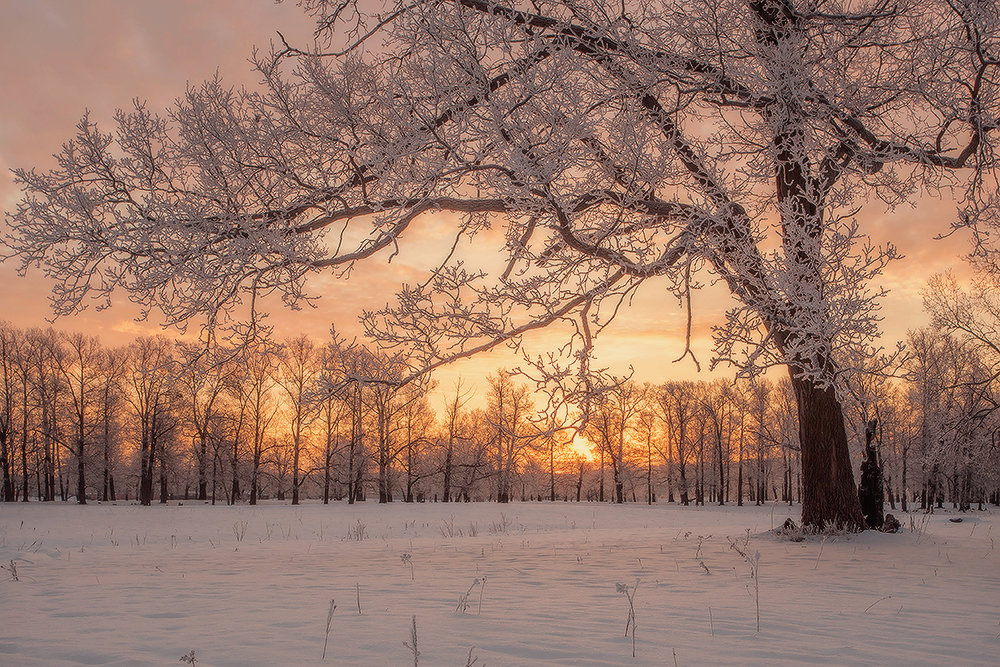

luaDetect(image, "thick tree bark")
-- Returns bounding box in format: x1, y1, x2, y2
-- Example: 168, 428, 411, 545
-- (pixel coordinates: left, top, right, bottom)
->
790, 371, 865, 530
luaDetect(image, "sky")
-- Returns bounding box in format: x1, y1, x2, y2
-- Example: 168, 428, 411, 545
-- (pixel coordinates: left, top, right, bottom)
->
0, 0, 976, 403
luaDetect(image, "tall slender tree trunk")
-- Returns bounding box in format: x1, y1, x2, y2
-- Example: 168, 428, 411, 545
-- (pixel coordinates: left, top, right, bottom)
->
20, 382, 28, 502
198, 433, 208, 501
598, 447, 605, 502
159, 454, 167, 504
550, 444, 556, 503
323, 435, 332, 504
76, 438, 86, 504
737, 450, 744, 507
140, 431, 153, 506
442, 435, 454, 502
292, 438, 301, 505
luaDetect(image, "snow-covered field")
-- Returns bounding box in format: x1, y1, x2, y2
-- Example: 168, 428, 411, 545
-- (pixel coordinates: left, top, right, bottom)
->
0, 501, 996, 666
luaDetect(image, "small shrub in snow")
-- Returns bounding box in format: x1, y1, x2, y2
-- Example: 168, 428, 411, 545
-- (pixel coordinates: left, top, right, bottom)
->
232, 521, 248, 543
440, 515, 462, 538
346, 520, 367, 541
489, 513, 512, 535
775, 518, 805, 542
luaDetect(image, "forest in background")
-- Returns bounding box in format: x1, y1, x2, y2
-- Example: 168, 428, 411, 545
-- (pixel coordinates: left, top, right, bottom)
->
1, 319, 997, 511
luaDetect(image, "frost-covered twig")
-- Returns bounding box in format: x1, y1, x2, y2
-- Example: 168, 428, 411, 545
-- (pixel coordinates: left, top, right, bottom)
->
401, 553, 414, 581
814, 536, 828, 569
322, 599, 336, 660
456, 577, 485, 614
402, 615, 419, 666
616, 580, 639, 657
864, 595, 893, 613
729, 538, 761, 633
1, 560, 19, 582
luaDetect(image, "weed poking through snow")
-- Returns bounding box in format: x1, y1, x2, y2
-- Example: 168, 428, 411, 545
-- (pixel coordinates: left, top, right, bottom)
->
617, 580, 639, 657
403, 615, 419, 666
456, 577, 487, 614
729, 538, 761, 633
2, 559, 19, 582
401, 553, 414, 580
322, 599, 336, 660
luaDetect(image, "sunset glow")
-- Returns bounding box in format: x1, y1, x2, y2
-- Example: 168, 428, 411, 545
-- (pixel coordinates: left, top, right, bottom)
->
0, 0, 974, 397
2, 3, 999, 663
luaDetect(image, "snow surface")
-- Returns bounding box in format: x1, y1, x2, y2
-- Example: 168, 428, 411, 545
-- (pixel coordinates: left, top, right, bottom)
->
0, 501, 997, 666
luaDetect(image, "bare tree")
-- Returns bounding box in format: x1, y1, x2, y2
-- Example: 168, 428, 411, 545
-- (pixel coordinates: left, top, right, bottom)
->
124, 337, 175, 506
585, 381, 644, 503
656, 381, 701, 505
54, 332, 104, 504
398, 384, 436, 502
175, 343, 231, 501
636, 392, 658, 505
231, 343, 280, 505
701, 379, 735, 505
317, 341, 352, 503
9, 329, 36, 501
276, 336, 322, 504
97, 346, 125, 502
440, 379, 473, 502
0, 323, 16, 501
485, 370, 536, 503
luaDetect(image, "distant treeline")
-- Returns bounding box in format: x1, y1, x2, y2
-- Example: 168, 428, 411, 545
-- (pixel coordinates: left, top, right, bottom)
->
0, 323, 997, 508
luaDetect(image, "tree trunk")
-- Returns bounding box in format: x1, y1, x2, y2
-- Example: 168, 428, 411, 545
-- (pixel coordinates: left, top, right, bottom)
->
76, 440, 86, 505
292, 441, 300, 505
0, 432, 13, 502
140, 428, 153, 506
198, 433, 208, 501
159, 455, 168, 504
790, 372, 865, 530
323, 443, 332, 504
442, 438, 453, 503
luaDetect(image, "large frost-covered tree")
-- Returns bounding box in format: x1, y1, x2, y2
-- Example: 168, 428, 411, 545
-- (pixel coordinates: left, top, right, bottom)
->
5, 0, 999, 528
